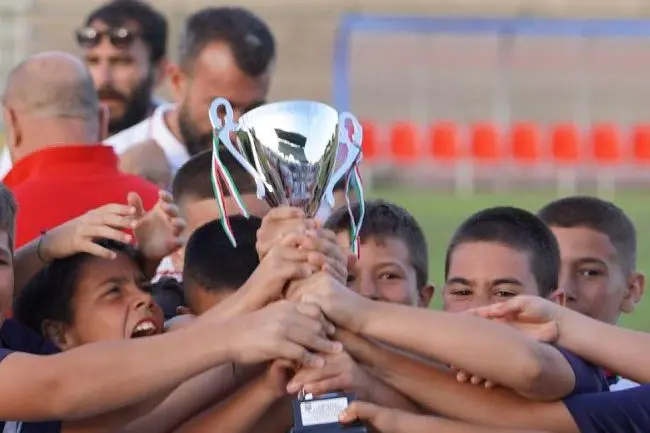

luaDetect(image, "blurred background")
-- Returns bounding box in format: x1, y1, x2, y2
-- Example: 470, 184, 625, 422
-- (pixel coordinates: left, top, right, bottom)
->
3, 0, 650, 328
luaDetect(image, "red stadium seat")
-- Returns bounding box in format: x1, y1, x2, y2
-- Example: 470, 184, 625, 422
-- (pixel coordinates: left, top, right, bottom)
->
632, 123, 650, 165
510, 122, 542, 164
470, 122, 501, 163
359, 120, 380, 162
589, 123, 622, 165
428, 121, 462, 161
389, 121, 419, 164
550, 123, 581, 165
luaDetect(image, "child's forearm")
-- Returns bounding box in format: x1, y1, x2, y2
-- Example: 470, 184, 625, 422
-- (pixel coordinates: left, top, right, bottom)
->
173, 374, 282, 433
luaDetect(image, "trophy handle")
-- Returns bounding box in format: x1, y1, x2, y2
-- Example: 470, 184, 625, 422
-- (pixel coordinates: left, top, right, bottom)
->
345, 163, 365, 258
208, 98, 266, 247
323, 112, 363, 210
209, 98, 266, 201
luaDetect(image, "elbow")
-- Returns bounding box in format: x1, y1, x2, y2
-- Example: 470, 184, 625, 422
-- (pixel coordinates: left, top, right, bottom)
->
512, 345, 567, 401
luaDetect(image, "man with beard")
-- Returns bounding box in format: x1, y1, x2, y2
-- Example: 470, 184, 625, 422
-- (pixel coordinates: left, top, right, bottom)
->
0, 0, 168, 179
110, 7, 275, 185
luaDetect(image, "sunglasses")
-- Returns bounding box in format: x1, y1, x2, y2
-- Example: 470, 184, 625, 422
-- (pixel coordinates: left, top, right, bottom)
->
75, 27, 140, 49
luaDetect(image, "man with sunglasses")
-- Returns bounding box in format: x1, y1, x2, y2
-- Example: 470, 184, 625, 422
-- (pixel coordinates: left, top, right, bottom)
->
106, 6, 275, 180
0, 0, 168, 180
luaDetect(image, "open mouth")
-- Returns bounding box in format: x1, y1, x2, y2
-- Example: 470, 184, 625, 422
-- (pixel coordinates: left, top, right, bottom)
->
130, 319, 159, 338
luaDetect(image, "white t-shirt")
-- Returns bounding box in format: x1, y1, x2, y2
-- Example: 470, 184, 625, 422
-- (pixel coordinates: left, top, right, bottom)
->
105, 103, 190, 175
610, 378, 640, 391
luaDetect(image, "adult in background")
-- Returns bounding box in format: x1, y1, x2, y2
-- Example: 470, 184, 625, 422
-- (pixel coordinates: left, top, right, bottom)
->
1, 51, 159, 248
0, 0, 169, 179
112, 6, 275, 182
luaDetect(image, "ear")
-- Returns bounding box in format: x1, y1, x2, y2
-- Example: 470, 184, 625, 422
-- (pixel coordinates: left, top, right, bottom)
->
41, 320, 77, 351
418, 283, 435, 308
167, 63, 188, 103
3, 106, 21, 154
97, 103, 109, 141
152, 58, 169, 90
620, 272, 645, 314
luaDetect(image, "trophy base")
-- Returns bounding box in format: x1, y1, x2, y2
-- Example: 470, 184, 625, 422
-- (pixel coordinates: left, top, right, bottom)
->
292, 392, 368, 433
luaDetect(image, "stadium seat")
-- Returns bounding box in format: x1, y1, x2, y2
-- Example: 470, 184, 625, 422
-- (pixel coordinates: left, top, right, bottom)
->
470, 122, 501, 163
428, 121, 462, 161
359, 120, 380, 162
550, 123, 581, 165
632, 123, 650, 165
389, 121, 420, 164
510, 122, 542, 164
589, 122, 622, 165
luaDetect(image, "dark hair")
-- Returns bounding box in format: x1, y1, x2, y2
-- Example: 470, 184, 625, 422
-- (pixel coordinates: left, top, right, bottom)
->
538, 196, 637, 272
0, 184, 16, 252
178, 7, 275, 76
183, 216, 261, 295
172, 149, 257, 203
325, 199, 428, 289
85, 0, 168, 64
445, 206, 560, 298
13, 239, 144, 335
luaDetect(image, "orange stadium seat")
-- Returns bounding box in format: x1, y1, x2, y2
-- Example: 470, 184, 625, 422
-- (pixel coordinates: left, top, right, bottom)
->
551, 123, 581, 165
590, 123, 622, 165
359, 120, 380, 162
632, 123, 650, 165
428, 121, 463, 161
470, 122, 501, 163
389, 121, 420, 164
510, 122, 542, 164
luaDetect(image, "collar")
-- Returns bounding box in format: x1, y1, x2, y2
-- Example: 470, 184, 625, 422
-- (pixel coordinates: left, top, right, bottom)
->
3, 145, 119, 188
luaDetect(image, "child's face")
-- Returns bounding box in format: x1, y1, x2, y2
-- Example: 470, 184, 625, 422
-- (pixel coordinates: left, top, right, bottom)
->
0, 231, 14, 314
51, 252, 164, 349
443, 241, 540, 313
550, 226, 644, 324
337, 232, 432, 307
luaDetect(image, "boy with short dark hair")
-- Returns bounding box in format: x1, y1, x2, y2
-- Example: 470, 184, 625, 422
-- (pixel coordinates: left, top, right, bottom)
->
537, 196, 644, 325
538, 195, 645, 391
325, 199, 433, 306
443, 206, 560, 312
183, 216, 261, 315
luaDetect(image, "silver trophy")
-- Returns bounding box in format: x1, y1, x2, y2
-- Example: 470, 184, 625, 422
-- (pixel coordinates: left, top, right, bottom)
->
208, 98, 365, 253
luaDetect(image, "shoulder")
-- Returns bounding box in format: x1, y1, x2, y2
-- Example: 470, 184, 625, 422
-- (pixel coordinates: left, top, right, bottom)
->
0, 319, 59, 357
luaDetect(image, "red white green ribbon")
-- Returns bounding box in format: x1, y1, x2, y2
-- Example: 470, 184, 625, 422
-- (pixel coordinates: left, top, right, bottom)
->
211, 134, 248, 247
346, 161, 365, 258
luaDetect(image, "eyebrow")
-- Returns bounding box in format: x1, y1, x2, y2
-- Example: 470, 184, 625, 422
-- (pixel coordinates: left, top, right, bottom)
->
491, 278, 523, 286
572, 257, 608, 267
446, 277, 471, 285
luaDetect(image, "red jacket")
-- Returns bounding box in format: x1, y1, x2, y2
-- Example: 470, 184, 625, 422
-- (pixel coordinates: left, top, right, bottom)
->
5, 144, 159, 248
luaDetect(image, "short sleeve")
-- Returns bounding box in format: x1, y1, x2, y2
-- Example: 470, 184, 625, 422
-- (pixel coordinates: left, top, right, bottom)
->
564, 384, 650, 433
555, 346, 609, 395
0, 347, 13, 364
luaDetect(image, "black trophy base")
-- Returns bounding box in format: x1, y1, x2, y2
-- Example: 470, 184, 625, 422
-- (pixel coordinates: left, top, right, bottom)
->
292, 392, 368, 433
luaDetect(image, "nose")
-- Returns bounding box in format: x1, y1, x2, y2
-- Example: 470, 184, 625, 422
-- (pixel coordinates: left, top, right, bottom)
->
132, 289, 155, 311
556, 272, 578, 304
91, 62, 113, 89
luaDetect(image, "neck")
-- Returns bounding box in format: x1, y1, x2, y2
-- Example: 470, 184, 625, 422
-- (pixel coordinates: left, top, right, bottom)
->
164, 106, 183, 142
16, 121, 96, 162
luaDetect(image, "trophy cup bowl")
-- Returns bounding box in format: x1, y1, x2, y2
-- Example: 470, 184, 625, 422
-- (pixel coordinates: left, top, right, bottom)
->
235, 100, 340, 218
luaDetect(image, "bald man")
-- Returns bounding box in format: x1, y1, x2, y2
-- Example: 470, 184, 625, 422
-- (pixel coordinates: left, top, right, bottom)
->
2, 51, 159, 248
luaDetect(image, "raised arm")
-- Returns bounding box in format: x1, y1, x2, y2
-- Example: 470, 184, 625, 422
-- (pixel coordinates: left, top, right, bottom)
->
476, 295, 650, 385
294, 273, 582, 400
0, 301, 338, 421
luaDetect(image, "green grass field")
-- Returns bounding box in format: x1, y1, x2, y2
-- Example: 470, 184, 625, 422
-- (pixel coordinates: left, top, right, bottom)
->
366, 188, 650, 331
